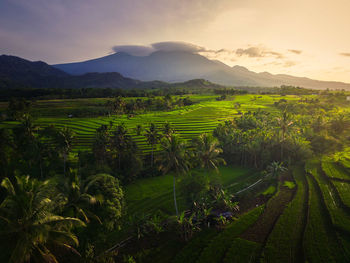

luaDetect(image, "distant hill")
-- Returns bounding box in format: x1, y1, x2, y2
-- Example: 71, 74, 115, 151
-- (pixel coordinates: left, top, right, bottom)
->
0, 55, 224, 90
0, 55, 68, 89
54, 51, 350, 90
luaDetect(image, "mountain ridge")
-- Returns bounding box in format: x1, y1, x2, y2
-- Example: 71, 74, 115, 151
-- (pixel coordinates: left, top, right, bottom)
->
54, 51, 350, 90
0, 55, 225, 90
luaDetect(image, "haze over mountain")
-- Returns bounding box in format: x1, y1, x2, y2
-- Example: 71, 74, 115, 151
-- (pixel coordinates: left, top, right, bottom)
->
54, 51, 350, 90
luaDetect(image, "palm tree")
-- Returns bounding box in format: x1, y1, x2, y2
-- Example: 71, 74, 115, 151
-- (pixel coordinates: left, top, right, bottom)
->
58, 173, 104, 224
54, 127, 75, 176
266, 161, 287, 179
144, 123, 161, 167
159, 135, 190, 216
276, 110, 293, 160
112, 123, 130, 169
0, 176, 84, 263
92, 124, 111, 166
162, 122, 174, 138
192, 133, 226, 174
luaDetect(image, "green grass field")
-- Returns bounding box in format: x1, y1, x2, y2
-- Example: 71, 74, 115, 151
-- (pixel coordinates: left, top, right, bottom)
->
125, 166, 258, 215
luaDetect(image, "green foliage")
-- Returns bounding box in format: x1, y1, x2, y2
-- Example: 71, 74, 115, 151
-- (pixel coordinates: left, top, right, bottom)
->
266, 161, 288, 178
191, 133, 226, 172
87, 174, 124, 230
0, 176, 85, 263
283, 181, 296, 189
262, 185, 276, 196
7, 97, 31, 120
178, 172, 208, 205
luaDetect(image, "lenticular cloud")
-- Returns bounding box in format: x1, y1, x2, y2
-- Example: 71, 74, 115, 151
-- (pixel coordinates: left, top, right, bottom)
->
112, 41, 206, 56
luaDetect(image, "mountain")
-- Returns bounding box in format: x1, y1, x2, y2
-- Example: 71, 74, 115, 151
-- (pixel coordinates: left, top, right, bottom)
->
0, 55, 68, 88
0, 55, 224, 90
54, 51, 350, 90
0, 55, 143, 89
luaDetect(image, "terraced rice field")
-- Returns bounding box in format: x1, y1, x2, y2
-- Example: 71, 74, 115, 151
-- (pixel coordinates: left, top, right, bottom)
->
332, 181, 350, 207
309, 163, 350, 233
0, 94, 297, 155
126, 159, 350, 263
261, 166, 308, 263
321, 159, 350, 180
303, 175, 344, 263
8, 94, 350, 262
194, 206, 264, 263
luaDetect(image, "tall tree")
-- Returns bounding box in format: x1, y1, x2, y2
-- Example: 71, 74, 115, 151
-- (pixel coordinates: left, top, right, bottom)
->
192, 133, 226, 173
92, 124, 111, 166
112, 123, 131, 170
0, 176, 84, 263
159, 135, 189, 216
162, 122, 174, 138
58, 173, 105, 224
144, 123, 161, 167
54, 127, 75, 176
276, 110, 293, 160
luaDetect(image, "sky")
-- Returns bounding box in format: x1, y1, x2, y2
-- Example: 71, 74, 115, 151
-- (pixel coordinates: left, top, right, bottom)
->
1, 0, 350, 82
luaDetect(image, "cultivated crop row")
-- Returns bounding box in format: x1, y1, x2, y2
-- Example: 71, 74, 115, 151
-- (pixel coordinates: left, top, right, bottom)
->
261, 166, 307, 263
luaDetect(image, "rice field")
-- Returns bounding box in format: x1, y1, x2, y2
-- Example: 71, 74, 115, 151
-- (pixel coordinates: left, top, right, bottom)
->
261, 166, 308, 263
6, 93, 350, 262
0, 94, 298, 155
333, 181, 350, 208
303, 175, 344, 263
321, 159, 350, 180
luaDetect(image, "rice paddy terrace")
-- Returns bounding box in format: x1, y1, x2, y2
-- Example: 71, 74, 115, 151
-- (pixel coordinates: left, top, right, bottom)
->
152, 149, 350, 263
0, 94, 298, 154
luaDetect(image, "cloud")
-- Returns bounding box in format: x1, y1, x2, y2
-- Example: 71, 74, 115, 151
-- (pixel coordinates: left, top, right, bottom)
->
112, 45, 155, 56
340, 52, 350, 57
283, 61, 297, 67
263, 60, 297, 68
151, 41, 206, 53
111, 42, 299, 71
288, 49, 302, 54
112, 41, 208, 56
235, 46, 284, 59
236, 47, 263, 57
